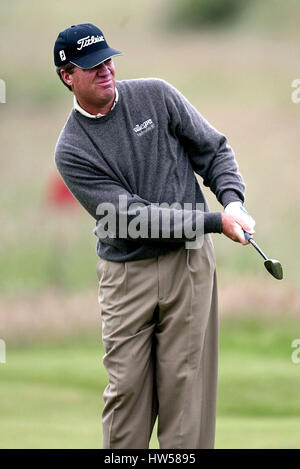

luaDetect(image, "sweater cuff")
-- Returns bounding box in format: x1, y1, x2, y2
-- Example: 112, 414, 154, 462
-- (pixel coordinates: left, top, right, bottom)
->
221, 190, 244, 209
203, 212, 222, 234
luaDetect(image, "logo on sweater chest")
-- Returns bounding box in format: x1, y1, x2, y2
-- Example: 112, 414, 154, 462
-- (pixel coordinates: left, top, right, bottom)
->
133, 118, 155, 136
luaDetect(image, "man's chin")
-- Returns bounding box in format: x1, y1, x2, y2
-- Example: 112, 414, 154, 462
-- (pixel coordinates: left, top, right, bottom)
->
95, 84, 115, 99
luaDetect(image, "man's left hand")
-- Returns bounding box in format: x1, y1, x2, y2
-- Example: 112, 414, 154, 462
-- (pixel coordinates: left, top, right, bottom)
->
224, 201, 255, 239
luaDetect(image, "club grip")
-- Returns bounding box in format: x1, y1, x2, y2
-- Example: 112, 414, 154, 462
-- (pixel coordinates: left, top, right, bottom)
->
243, 231, 253, 242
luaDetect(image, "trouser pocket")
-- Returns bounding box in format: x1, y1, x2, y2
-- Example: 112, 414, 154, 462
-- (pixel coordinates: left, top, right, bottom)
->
186, 234, 216, 274
97, 259, 127, 336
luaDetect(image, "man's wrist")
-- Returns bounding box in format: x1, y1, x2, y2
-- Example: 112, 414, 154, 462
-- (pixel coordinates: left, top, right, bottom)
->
221, 190, 244, 209
204, 212, 222, 234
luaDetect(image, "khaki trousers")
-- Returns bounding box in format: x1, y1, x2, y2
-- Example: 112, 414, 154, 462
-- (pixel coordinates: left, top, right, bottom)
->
96, 234, 219, 449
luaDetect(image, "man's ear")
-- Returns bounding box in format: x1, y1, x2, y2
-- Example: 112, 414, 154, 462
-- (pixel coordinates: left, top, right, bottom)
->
60, 69, 73, 88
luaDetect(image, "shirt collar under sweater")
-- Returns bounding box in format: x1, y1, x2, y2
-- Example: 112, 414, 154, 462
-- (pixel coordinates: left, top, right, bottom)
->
73, 88, 119, 119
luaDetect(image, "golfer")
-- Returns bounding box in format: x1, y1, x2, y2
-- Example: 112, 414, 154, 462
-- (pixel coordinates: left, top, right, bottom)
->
53, 23, 255, 449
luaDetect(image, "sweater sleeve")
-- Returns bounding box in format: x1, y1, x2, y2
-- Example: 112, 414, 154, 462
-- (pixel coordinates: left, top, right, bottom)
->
54, 145, 221, 242
162, 80, 245, 207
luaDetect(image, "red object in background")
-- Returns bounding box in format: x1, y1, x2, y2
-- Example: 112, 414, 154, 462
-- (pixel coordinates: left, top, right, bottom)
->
46, 173, 77, 208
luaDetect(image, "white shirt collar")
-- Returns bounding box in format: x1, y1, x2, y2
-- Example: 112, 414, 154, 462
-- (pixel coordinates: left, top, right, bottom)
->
73, 87, 119, 119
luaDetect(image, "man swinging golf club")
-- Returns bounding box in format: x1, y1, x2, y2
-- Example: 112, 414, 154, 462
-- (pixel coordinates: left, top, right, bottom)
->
53, 23, 255, 449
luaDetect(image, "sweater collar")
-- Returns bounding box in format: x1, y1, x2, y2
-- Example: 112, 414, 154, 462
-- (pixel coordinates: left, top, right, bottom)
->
73, 88, 119, 119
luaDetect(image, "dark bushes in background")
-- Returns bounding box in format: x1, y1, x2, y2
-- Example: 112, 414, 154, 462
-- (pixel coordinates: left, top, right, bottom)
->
169, 0, 252, 29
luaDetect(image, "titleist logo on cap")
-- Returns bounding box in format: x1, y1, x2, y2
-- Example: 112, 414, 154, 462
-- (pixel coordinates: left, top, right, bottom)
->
77, 35, 105, 50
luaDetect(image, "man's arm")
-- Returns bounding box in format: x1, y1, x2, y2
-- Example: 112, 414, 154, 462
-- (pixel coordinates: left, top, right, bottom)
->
55, 148, 222, 243
163, 80, 245, 208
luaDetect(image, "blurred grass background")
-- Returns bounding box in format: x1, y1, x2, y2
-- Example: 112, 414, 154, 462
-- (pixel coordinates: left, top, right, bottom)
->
0, 0, 299, 449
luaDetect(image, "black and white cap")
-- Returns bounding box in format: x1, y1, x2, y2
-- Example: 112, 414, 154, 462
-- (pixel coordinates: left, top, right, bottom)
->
54, 23, 122, 69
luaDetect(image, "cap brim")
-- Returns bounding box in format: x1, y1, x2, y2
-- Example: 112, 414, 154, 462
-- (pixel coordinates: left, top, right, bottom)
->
70, 47, 122, 69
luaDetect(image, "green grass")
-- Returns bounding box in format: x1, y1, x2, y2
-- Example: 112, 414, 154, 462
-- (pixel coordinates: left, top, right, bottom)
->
0, 317, 299, 448
0, 230, 97, 295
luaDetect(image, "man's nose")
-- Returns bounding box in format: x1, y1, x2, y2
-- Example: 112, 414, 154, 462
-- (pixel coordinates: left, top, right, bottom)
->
95, 62, 109, 73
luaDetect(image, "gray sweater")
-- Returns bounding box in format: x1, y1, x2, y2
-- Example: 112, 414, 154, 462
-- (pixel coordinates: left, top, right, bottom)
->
54, 78, 245, 261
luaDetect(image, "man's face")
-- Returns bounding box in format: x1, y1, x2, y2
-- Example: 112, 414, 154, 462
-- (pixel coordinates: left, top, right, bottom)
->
62, 58, 116, 109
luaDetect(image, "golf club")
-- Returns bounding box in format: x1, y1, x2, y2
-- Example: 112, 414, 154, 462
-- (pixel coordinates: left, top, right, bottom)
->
243, 231, 283, 280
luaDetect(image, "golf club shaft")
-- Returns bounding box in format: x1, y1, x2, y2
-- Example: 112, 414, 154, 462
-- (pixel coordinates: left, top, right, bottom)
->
243, 231, 268, 261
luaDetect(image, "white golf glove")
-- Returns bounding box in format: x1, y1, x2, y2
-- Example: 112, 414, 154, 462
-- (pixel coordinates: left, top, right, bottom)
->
225, 201, 255, 234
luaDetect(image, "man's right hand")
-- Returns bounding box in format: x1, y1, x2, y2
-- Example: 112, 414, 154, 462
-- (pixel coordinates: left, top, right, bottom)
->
221, 213, 254, 245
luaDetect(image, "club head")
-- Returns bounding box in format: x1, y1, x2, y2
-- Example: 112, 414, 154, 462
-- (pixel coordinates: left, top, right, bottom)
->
264, 259, 283, 280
